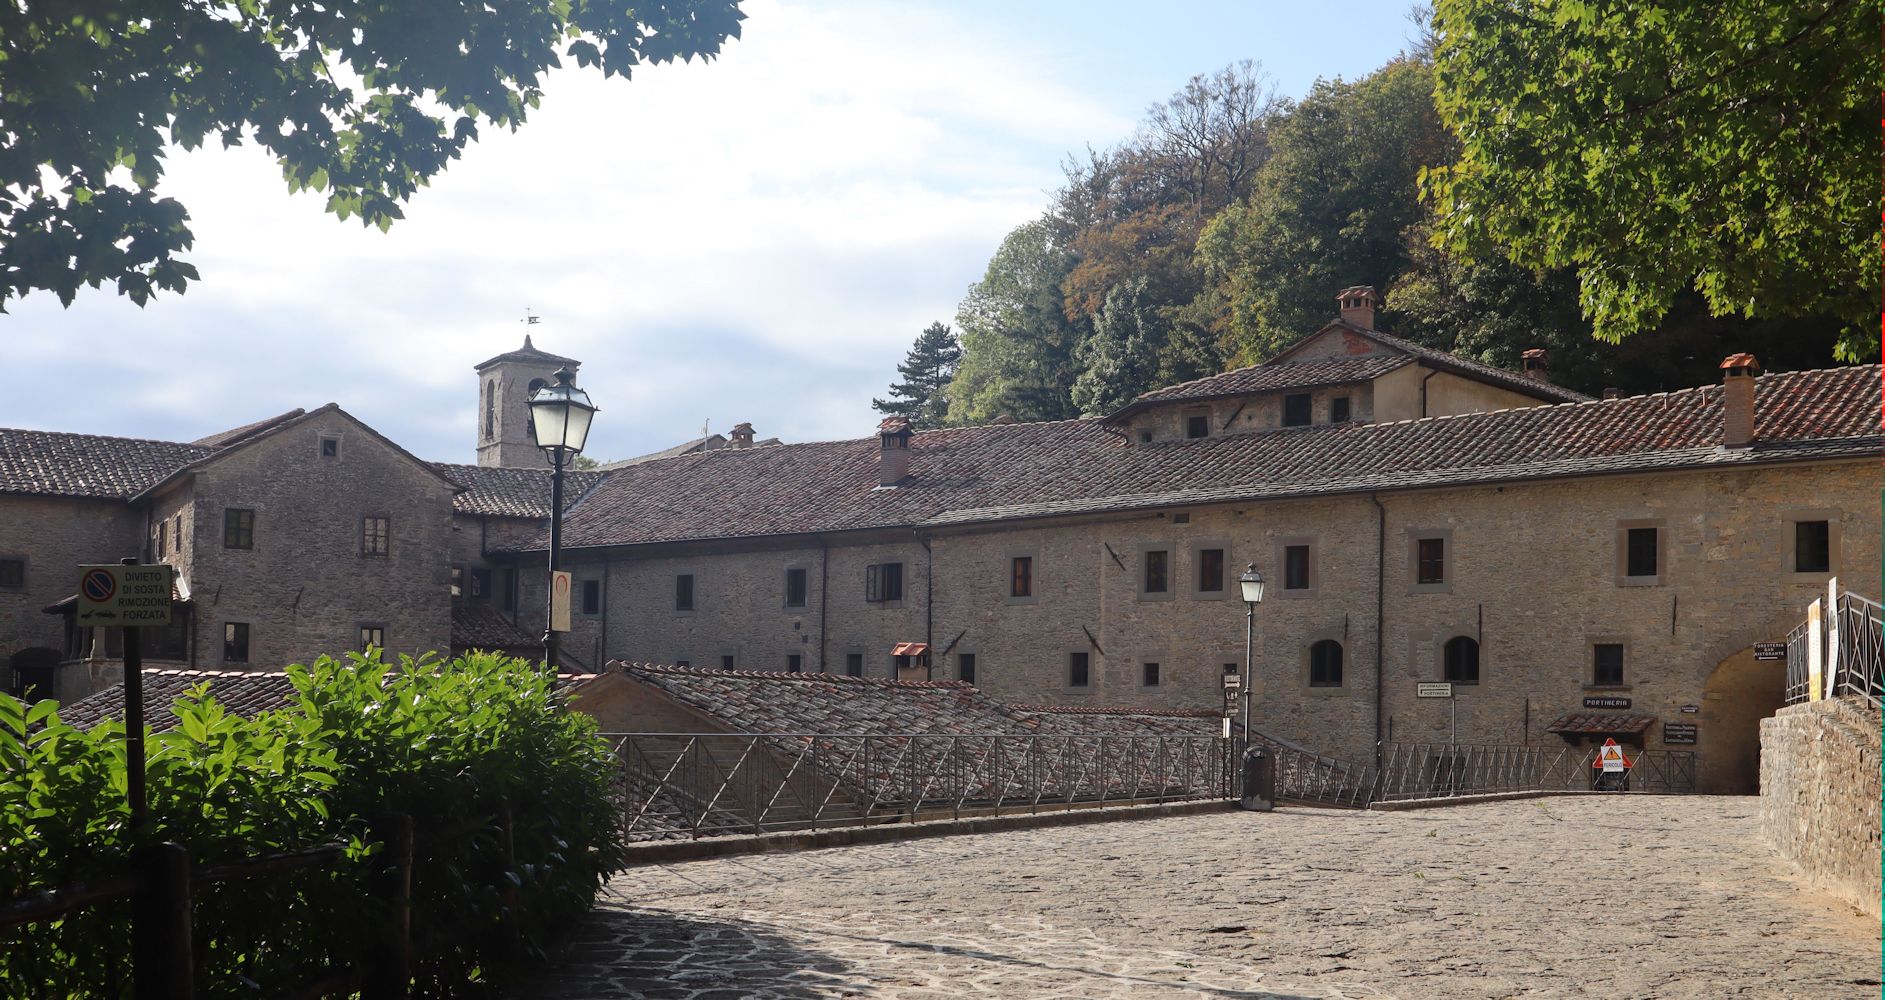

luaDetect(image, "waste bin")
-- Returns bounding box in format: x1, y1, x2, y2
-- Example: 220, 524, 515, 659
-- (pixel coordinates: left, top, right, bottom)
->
1239, 746, 1274, 812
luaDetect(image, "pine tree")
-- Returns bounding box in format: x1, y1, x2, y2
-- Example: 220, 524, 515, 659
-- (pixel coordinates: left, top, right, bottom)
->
873, 322, 963, 427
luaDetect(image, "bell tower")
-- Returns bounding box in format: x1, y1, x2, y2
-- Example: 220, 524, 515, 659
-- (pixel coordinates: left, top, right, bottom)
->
474, 333, 581, 468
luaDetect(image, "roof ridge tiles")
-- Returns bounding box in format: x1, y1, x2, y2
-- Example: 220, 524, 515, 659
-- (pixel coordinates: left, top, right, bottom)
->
0, 426, 214, 450
613, 661, 974, 689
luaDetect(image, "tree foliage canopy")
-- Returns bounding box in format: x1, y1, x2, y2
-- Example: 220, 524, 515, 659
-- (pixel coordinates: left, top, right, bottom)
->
873, 321, 962, 427
1426, 0, 1879, 358
0, 0, 744, 309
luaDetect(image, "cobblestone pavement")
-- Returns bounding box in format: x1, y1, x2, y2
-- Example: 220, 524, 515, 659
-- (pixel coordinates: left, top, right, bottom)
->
534, 797, 1879, 999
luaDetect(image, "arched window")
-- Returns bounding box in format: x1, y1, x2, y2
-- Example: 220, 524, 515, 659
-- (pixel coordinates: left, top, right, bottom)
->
1309, 639, 1343, 687
1444, 636, 1480, 685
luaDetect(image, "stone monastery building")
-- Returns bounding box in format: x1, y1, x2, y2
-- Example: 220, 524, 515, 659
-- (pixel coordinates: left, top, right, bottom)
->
1, 288, 1877, 794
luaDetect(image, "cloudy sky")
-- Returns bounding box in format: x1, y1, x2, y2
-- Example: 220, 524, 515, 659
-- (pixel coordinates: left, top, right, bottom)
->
2, 0, 1420, 464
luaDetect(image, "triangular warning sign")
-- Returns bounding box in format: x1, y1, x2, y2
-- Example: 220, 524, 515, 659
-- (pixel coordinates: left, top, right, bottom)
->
1592, 737, 1633, 770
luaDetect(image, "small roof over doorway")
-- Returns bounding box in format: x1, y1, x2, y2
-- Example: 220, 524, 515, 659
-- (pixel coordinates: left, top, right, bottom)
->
1546, 712, 1657, 738
891, 642, 929, 657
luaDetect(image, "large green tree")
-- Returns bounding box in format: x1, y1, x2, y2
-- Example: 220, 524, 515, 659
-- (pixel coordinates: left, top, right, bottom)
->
1425, 0, 1879, 359
946, 219, 1086, 425
0, 0, 744, 309
1195, 57, 1451, 362
873, 321, 962, 427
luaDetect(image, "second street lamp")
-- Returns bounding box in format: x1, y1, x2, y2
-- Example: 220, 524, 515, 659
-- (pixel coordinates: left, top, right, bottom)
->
1238, 562, 1264, 757
527, 367, 597, 671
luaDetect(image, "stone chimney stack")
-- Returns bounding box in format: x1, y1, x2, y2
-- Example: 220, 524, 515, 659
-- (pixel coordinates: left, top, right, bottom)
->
1602, 388, 1621, 400
1521, 348, 1550, 383
729, 422, 755, 449
1335, 285, 1380, 330
1720, 353, 1761, 448
877, 416, 914, 487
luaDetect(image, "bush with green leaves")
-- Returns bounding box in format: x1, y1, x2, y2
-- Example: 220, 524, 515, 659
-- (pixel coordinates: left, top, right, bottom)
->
0, 650, 624, 997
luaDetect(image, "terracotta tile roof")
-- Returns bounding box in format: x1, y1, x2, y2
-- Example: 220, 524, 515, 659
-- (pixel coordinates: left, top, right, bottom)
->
56, 669, 298, 731
472, 335, 580, 372
615, 662, 1047, 735
431, 462, 609, 519
451, 603, 540, 651
1015, 704, 1223, 737
1320, 323, 1591, 403
534, 366, 1880, 550
189, 409, 308, 447
1546, 712, 1658, 735
0, 429, 214, 500
1116, 354, 1413, 413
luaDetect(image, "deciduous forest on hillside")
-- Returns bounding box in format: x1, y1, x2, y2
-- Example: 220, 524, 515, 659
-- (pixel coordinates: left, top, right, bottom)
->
875, 1, 1878, 427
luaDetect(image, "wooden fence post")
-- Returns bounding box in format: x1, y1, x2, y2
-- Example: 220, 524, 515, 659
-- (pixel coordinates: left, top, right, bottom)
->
133, 842, 193, 1000
363, 813, 414, 1000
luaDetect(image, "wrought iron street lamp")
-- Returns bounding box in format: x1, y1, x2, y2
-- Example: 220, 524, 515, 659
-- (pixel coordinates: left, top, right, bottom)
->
1238, 563, 1264, 755
528, 367, 596, 670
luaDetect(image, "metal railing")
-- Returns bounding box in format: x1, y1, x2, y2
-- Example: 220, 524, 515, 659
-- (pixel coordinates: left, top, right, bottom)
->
607, 732, 1232, 841
1373, 742, 1696, 800
1784, 590, 1884, 709
1258, 740, 1376, 808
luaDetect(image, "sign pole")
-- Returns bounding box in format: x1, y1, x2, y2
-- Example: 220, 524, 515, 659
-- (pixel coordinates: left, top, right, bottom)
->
119, 556, 147, 831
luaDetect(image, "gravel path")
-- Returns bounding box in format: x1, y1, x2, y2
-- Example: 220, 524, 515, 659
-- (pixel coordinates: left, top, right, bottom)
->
534, 796, 1879, 999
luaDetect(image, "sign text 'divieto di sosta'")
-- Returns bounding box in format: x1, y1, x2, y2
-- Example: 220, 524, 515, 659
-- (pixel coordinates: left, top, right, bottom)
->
76, 564, 173, 627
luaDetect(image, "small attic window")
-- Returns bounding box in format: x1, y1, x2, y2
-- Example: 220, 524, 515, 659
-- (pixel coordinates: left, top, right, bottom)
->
1138, 430, 1153, 444
1283, 394, 1312, 427
1331, 397, 1351, 423
319, 435, 341, 458
1186, 415, 1209, 439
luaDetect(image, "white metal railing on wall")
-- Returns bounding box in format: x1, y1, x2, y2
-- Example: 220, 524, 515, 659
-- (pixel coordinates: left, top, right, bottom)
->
604, 732, 1232, 842
1784, 583, 1884, 710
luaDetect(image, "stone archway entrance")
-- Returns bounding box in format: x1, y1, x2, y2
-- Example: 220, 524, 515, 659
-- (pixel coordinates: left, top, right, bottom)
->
1697, 646, 1786, 794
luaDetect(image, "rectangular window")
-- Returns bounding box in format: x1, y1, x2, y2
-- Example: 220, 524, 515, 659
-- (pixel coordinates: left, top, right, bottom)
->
361, 516, 390, 557
360, 626, 384, 651
845, 653, 864, 677
787, 653, 803, 673
223, 508, 254, 550
0, 558, 23, 590
1186, 415, 1209, 439
1068, 651, 1091, 688
1197, 548, 1224, 592
675, 660, 690, 669
470, 568, 490, 600
958, 653, 977, 685
1011, 556, 1033, 598
500, 568, 517, 612
1593, 644, 1625, 687
1625, 527, 1658, 577
1331, 397, 1351, 423
674, 574, 694, 611
866, 562, 904, 602
320, 436, 340, 458
223, 622, 250, 664
1283, 393, 1312, 427
1142, 662, 1161, 687
1416, 538, 1445, 585
785, 567, 808, 608
1284, 544, 1310, 591
450, 565, 464, 598
582, 579, 602, 616
156, 520, 167, 559
1143, 550, 1168, 594
721, 655, 735, 669
1795, 520, 1831, 574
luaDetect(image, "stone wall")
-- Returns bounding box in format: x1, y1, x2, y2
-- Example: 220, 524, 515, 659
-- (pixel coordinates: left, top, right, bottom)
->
1759, 697, 1881, 917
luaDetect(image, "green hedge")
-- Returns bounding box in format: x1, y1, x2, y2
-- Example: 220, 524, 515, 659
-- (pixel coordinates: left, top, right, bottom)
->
0, 650, 625, 997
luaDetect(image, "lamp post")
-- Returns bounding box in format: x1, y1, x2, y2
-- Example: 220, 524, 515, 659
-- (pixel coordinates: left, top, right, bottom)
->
527, 367, 597, 671
1237, 562, 1264, 756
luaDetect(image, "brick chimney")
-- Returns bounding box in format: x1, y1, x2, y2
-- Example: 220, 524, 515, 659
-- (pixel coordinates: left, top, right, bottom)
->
729, 422, 755, 449
1521, 348, 1550, 382
1720, 353, 1761, 448
1335, 285, 1379, 330
877, 416, 914, 487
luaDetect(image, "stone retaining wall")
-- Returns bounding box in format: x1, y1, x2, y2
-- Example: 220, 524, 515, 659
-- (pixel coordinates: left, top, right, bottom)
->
1759, 697, 1880, 916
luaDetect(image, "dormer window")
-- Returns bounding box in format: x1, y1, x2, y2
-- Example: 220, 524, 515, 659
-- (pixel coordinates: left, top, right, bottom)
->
1331, 397, 1351, 423
1139, 430, 1153, 444
1283, 393, 1312, 427
1185, 414, 1209, 439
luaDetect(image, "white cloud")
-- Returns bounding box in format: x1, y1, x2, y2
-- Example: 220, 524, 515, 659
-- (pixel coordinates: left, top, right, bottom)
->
1, 0, 1136, 461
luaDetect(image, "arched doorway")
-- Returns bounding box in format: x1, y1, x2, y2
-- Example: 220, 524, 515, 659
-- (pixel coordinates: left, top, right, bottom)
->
7, 647, 61, 702
1697, 646, 1786, 794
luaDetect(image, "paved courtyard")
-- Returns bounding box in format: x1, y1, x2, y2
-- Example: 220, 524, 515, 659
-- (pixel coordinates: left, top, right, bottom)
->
535, 797, 1879, 999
